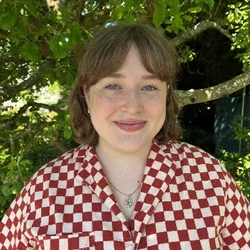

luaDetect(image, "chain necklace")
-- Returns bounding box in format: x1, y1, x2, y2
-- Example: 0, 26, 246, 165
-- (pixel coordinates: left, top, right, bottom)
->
107, 179, 141, 208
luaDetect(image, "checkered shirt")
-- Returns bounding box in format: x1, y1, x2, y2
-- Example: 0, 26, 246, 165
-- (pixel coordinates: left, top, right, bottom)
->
0, 141, 249, 250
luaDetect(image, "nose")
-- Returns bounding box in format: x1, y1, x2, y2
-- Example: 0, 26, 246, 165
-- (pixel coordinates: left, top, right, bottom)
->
120, 90, 143, 113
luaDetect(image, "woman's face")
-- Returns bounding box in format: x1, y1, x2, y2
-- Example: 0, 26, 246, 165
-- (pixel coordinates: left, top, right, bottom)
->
85, 44, 167, 155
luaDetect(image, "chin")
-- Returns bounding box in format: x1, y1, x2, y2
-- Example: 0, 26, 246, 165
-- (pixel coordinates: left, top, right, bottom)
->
114, 139, 152, 154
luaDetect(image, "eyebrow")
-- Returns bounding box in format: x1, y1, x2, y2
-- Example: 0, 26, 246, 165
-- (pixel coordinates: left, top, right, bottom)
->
108, 73, 159, 80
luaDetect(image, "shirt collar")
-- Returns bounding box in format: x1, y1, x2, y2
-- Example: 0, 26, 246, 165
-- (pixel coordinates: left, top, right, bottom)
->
73, 141, 178, 228
73, 141, 177, 187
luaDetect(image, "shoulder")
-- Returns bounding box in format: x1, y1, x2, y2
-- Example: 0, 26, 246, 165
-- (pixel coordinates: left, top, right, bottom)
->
26, 144, 90, 188
37, 144, 88, 171
160, 140, 220, 164
158, 141, 236, 196
157, 140, 227, 178
11, 144, 91, 210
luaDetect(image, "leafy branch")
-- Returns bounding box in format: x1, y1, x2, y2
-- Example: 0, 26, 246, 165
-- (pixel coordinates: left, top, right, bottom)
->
0, 61, 55, 104
172, 20, 232, 47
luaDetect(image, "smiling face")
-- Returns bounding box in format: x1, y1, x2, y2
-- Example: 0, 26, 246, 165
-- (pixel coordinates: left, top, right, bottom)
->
84, 44, 167, 155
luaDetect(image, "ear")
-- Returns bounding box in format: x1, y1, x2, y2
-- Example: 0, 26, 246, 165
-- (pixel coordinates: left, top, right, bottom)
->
83, 87, 90, 107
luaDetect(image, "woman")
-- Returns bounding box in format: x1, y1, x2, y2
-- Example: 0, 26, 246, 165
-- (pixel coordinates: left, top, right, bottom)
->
0, 23, 249, 250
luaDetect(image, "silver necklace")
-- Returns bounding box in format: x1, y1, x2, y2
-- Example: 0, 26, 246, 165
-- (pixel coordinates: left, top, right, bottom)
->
107, 179, 141, 208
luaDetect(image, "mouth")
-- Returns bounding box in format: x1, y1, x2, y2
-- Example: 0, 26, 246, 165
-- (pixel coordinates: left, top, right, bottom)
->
114, 120, 146, 132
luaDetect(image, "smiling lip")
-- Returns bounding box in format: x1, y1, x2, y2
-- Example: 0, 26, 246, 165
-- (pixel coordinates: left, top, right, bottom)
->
114, 120, 146, 132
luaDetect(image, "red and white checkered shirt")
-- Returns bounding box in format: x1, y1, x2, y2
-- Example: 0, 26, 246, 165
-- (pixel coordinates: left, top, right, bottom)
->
0, 141, 249, 250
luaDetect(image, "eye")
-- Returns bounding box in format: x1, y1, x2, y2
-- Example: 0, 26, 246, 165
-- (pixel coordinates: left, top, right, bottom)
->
105, 84, 120, 90
142, 85, 157, 91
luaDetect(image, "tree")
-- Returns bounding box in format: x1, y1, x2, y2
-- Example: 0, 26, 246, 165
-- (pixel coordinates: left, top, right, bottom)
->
1, 0, 250, 216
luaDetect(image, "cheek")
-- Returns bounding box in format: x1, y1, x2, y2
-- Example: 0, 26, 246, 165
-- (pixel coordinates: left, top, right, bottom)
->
143, 95, 166, 113
91, 93, 121, 113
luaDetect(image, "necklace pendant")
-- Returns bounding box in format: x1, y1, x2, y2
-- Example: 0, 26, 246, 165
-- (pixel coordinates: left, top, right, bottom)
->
124, 196, 133, 208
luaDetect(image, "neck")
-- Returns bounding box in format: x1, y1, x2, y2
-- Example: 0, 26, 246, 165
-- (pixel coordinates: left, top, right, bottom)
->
95, 141, 152, 169
95, 141, 152, 183
94, 142, 153, 221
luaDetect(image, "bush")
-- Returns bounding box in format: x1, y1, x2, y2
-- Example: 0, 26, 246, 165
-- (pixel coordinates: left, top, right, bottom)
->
219, 117, 250, 200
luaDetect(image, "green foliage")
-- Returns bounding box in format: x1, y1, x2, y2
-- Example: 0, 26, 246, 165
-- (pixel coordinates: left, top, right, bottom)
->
153, 1, 167, 28
220, 118, 250, 200
21, 42, 42, 62
0, 10, 17, 30
227, 1, 250, 70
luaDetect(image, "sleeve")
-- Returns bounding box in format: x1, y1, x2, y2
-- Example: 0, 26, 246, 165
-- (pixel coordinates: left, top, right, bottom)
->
221, 171, 250, 249
0, 183, 31, 250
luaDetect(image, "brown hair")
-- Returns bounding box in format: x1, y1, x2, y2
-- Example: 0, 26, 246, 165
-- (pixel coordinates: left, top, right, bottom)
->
69, 23, 181, 145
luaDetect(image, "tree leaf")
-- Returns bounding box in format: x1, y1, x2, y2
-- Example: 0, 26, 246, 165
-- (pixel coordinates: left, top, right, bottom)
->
19, 159, 32, 167
66, 25, 82, 49
49, 35, 69, 59
21, 42, 42, 62
0, 11, 17, 30
11, 182, 23, 195
171, 0, 180, 15
206, 0, 214, 10
37, 26, 48, 36
1, 184, 12, 197
174, 16, 185, 31
183, 15, 192, 21
63, 126, 72, 139
188, 7, 202, 13
153, 3, 166, 28
124, 14, 136, 23
14, 22, 29, 38
124, 0, 133, 10
23, 0, 39, 17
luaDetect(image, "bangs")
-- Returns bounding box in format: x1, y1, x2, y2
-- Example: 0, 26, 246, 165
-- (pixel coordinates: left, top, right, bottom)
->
78, 24, 179, 88
131, 27, 178, 82
79, 32, 132, 89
